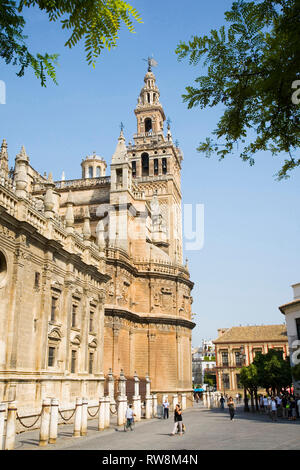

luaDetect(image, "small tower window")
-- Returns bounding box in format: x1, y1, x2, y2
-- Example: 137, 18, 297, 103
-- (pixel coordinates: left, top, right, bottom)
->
147, 93, 151, 103
145, 118, 152, 133
116, 168, 123, 186
154, 159, 158, 175
88, 166, 93, 178
96, 166, 101, 177
132, 161, 136, 177
162, 157, 167, 174
141, 153, 149, 177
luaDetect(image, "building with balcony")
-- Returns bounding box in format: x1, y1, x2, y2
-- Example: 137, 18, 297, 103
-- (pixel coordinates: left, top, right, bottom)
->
213, 325, 289, 394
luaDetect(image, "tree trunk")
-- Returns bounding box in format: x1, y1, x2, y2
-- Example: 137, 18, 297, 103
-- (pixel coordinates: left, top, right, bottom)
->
250, 391, 255, 412
254, 389, 259, 411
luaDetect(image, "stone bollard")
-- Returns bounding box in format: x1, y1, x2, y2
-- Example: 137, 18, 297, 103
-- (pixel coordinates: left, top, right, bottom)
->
152, 394, 158, 418
145, 395, 152, 419
39, 398, 51, 447
73, 398, 82, 437
0, 403, 5, 450
98, 396, 106, 431
4, 402, 17, 450
207, 393, 211, 409
81, 398, 88, 436
181, 393, 187, 411
107, 369, 115, 405
172, 394, 178, 412
49, 398, 59, 444
105, 396, 110, 428
117, 395, 127, 426
132, 395, 141, 422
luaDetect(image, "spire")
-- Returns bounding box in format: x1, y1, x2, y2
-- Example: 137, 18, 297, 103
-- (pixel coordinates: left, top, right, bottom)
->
111, 129, 127, 164
82, 206, 91, 242
65, 190, 74, 233
0, 139, 9, 175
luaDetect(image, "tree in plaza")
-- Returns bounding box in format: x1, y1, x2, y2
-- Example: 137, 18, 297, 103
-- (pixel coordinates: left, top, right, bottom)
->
239, 363, 259, 411
175, 0, 300, 180
0, 0, 142, 86
253, 349, 292, 395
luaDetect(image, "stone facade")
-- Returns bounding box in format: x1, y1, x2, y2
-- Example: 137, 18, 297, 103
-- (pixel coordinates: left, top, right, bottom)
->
279, 283, 300, 394
213, 325, 289, 394
0, 68, 195, 413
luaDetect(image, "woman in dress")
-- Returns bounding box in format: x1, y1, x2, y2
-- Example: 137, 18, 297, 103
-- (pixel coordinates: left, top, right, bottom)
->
228, 396, 235, 421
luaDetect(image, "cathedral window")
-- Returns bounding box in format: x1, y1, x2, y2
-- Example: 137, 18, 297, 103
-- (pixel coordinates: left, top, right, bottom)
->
141, 153, 149, 176
144, 118, 152, 133
89, 311, 94, 333
0, 251, 7, 287
51, 297, 57, 322
71, 305, 77, 328
71, 349, 77, 373
147, 93, 150, 103
96, 166, 101, 177
162, 157, 167, 174
296, 318, 300, 340
154, 158, 158, 175
48, 346, 55, 367
89, 352, 94, 374
88, 166, 93, 178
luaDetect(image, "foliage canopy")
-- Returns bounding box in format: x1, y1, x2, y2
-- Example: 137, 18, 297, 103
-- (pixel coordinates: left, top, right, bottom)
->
0, 0, 142, 86
176, 0, 300, 179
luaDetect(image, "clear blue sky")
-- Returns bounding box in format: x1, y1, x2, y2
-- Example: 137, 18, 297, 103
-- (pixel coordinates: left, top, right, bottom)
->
1, 1, 299, 347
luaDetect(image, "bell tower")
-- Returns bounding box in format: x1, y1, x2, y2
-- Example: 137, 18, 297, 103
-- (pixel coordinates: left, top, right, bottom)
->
127, 63, 184, 264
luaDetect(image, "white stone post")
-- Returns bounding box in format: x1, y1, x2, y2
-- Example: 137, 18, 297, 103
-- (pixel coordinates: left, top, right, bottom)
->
181, 393, 187, 411
172, 394, 178, 412
4, 402, 17, 450
81, 398, 88, 436
73, 397, 82, 437
133, 372, 141, 422
49, 398, 59, 444
152, 394, 158, 417
145, 396, 152, 419
39, 398, 51, 447
98, 396, 106, 431
108, 369, 115, 405
0, 403, 5, 450
105, 396, 110, 428
207, 392, 211, 409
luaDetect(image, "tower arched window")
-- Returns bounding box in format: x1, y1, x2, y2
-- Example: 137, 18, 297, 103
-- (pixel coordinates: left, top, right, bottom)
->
145, 118, 152, 133
141, 153, 149, 177
88, 166, 93, 178
96, 166, 101, 177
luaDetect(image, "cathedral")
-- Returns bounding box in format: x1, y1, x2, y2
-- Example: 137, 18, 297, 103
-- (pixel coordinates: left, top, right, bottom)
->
0, 65, 195, 413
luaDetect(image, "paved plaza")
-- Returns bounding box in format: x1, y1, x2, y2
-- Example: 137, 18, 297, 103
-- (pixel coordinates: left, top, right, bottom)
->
13, 403, 300, 451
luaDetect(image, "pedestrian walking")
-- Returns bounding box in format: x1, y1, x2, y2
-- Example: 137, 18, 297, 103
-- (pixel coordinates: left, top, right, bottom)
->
228, 396, 235, 421
162, 398, 169, 419
220, 395, 225, 410
170, 404, 183, 436
270, 397, 277, 422
297, 396, 300, 419
124, 404, 135, 431
290, 398, 297, 421
282, 395, 288, 419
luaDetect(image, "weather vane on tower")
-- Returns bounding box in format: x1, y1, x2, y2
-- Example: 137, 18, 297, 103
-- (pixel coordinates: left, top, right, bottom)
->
143, 55, 158, 72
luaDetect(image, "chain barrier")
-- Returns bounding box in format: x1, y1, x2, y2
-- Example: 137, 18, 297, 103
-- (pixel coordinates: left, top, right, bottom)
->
58, 408, 76, 422
87, 404, 100, 418
110, 404, 117, 415
16, 411, 41, 429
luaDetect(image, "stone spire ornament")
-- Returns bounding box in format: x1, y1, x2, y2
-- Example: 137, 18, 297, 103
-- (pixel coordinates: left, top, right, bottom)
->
0, 139, 9, 176
65, 190, 74, 233
82, 206, 91, 242
44, 172, 55, 218
111, 128, 127, 164
15, 145, 29, 198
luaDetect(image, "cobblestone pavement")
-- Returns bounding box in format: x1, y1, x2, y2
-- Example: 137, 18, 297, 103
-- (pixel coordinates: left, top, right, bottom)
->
13, 403, 300, 451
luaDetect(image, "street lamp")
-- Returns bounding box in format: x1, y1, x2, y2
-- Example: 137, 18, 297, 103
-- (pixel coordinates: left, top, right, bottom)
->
240, 345, 249, 412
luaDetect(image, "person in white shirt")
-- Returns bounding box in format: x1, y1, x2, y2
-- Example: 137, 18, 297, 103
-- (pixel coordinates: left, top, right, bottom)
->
162, 399, 170, 419
270, 397, 277, 421
263, 396, 268, 413
125, 404, 135, 431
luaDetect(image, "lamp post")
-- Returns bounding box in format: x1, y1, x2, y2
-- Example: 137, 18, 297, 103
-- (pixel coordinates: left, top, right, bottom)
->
240, 345, 249, 412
